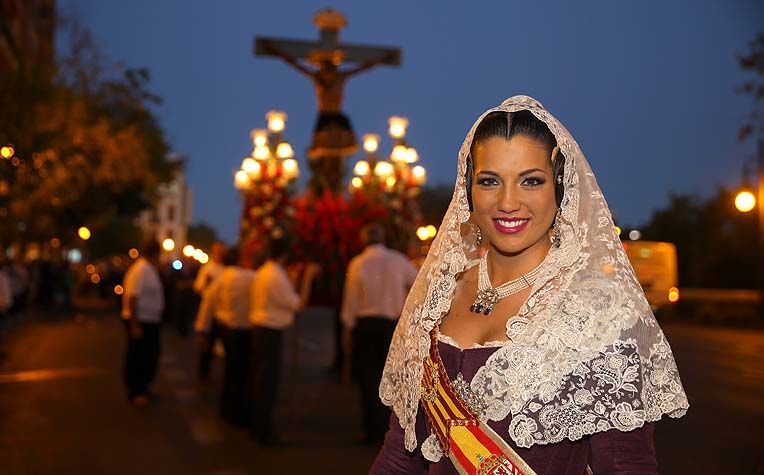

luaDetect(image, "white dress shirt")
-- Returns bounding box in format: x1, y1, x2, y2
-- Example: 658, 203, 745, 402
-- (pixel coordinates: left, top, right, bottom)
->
193, 260, 224, 294
121, 258, 164, 323
341, 244, 419, 329
249, 260, 300, 330
195, 266, 255, 332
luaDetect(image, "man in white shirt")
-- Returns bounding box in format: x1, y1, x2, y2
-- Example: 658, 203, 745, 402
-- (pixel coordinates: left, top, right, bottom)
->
193, 241, 226, 381
121, 240, 165, 407
248, 237, 318, 445
341, 224, 418, 444
195, 247, 254, 426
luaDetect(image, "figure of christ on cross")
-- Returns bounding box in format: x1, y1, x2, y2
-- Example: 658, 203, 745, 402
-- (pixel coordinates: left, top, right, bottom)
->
255, 10, 400, 192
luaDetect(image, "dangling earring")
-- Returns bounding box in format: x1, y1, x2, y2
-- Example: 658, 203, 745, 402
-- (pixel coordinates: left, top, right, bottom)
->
550, 208, 562, 248
475, 225, 483, 245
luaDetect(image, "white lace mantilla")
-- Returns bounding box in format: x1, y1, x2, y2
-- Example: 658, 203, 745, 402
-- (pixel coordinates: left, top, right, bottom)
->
379, 95, 689, 452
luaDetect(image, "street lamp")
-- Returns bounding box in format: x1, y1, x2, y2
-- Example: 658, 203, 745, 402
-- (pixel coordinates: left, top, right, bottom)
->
733, 139, 764, 320
78, 226, 91, 240
350, 115, 427, 193
735, 190, 756, 213
234, 110, 300, 191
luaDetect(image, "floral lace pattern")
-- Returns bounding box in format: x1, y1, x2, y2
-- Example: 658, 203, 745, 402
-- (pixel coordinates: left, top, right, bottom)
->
379, 96, 689, 452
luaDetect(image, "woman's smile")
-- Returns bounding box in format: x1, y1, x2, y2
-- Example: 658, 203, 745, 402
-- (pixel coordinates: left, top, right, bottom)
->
492, 217, 530, 234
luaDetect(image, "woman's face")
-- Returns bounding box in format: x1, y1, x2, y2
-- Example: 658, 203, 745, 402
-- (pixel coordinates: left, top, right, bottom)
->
471, 135, 557, 257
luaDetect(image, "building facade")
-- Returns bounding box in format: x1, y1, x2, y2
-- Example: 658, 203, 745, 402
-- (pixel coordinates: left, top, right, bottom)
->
138, 166, 193, 260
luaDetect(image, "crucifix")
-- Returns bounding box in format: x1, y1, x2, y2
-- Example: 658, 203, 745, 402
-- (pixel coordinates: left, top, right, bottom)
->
255, 9, 401, 193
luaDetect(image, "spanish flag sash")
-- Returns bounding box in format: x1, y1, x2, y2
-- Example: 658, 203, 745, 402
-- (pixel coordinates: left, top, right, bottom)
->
420, 330, 538, 475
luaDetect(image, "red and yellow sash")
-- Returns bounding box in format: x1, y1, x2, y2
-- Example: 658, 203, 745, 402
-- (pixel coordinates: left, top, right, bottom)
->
420, 331, 538, 475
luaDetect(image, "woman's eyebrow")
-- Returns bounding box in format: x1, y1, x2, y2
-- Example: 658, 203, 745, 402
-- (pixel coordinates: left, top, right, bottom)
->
518, 168, 546, 176
475, 170, 500, 177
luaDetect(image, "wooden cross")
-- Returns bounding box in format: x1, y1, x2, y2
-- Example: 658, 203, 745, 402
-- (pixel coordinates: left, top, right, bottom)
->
254, 9, 401, 115
254, 9, 401, 192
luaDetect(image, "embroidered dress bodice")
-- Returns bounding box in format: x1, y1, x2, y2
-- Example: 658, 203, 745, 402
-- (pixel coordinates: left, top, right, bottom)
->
436, 332, 507, 350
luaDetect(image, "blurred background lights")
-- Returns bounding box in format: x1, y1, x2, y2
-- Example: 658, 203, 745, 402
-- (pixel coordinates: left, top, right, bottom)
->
735, 191, 756, 213
172, 259, 183, 270
668, 286, 680, 303
162, 238, 175, 251
67, 249, 82, 263
78, 226, 91, 240
629, 230, 642, 241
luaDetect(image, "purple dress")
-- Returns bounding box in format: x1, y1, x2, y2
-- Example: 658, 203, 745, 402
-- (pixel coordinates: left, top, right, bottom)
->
371, 341, 658, 474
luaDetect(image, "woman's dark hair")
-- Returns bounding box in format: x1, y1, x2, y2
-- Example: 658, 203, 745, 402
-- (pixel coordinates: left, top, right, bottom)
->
465, 110, 565, 210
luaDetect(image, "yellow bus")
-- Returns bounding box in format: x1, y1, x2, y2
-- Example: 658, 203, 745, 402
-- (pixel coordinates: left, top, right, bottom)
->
622, 240, 678, 311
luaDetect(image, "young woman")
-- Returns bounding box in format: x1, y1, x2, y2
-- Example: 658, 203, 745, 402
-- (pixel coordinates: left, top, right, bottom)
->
372, 96, 688, 474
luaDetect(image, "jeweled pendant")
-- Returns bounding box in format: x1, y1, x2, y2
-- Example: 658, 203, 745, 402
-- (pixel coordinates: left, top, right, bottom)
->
470, 288, 498, 316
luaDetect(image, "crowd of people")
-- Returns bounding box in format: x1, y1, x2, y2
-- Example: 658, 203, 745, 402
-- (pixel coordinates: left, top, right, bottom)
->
119, 225, 409, 447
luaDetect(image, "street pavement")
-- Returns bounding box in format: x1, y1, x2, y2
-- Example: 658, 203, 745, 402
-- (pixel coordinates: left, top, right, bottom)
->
0, 307, 763, 474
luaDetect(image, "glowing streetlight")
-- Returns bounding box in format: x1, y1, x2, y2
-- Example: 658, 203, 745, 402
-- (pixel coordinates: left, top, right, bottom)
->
405, 147, 419, 164
162, 238, 176, 251
735, 190, 756, 213
351, 177, 363, 189
391, 145, 409, 163
282, 158, 299, 180
234, 170, 251, 190
266, 110, 286, 133
78, 226, 91, 240
276, 142, 294, 159
629, 230, 641, 241
374, 161, 394, 177
182, 245, 195, 257
668, 287, 680, 303
0, 146, 13, 159
388, 116, 408, 140
426, 225, 437, 238
251, 129, 268, 147
354, 160, 370, 176
411, 165, 426, 185
416, 226, 430, 241
363, 134, 380, 153
242, 158, 261, 175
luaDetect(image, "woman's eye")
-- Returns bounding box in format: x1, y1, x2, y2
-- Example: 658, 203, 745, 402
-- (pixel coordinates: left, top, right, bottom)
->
521, 176, 546, 187
476, 177, 498, 186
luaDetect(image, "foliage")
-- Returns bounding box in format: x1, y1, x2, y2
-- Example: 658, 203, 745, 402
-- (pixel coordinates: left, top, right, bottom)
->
640, 187, 757, 288
187, 222, 220, 250
419, 183, 453, 227
737, 32, 764, 144
0, 18, 177, 251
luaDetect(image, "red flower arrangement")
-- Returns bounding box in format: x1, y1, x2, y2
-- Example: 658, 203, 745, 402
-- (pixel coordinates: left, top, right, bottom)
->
291, 189, 389, 306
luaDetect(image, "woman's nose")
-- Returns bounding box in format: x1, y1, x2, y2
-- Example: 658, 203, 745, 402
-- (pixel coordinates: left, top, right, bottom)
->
498, 187, 521, 213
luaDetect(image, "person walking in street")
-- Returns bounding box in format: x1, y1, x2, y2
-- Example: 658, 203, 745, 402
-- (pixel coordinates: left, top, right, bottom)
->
247, 237, 318, 445
121, 240, 165, 407
196, 247, 254, 427
341, 223, 419, 444
194, 241, 226, 381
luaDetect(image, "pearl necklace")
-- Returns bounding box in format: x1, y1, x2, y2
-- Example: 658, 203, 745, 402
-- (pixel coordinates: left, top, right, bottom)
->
470, 252, 543, 315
